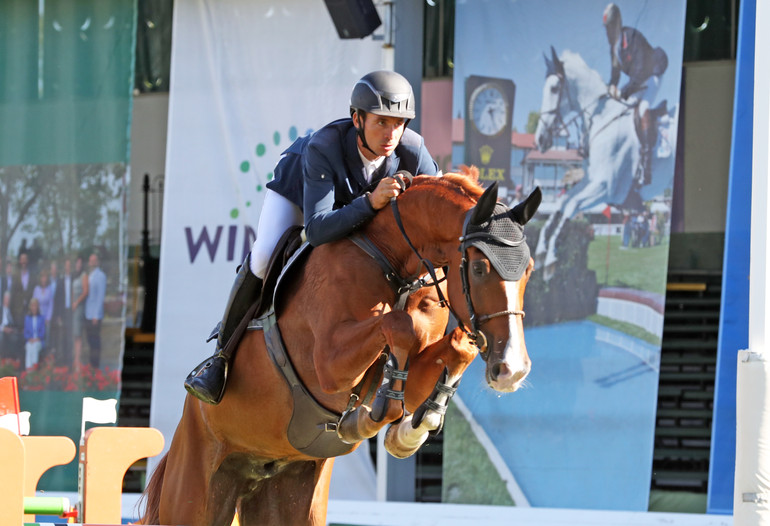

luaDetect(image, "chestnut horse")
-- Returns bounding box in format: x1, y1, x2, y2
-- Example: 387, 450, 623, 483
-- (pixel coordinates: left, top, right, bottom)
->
140, 171, 541, 526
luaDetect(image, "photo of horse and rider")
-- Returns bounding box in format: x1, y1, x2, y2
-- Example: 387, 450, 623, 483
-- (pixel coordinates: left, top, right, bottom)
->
447, 0, 687, 510
453, 0, 682, 326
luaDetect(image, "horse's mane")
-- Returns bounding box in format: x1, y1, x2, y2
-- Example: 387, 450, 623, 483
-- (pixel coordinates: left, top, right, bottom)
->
559, 49, 606, 93
410, 165, 485, 204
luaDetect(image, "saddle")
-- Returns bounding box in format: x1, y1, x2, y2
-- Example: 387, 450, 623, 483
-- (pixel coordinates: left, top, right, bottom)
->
256, 225, 306, 318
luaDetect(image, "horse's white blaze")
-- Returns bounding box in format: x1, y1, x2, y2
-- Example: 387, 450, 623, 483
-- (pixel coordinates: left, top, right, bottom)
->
488, 281, 529, 392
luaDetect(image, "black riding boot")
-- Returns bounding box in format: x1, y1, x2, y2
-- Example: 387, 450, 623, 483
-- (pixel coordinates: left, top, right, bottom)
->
184, 257, 263, 404
635, 109, 657, 187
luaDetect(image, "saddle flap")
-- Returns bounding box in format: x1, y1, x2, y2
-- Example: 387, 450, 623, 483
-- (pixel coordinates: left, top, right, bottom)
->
260, 226, 309, 317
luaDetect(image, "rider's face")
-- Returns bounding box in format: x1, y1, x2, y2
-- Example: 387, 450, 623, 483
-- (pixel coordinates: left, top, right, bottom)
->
355, 112, 406, 161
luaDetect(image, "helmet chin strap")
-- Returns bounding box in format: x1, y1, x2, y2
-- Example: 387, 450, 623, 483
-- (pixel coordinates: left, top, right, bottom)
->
354, 110, 379, 158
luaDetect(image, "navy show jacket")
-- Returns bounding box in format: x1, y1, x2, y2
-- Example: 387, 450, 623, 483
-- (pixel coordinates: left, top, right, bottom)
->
265, 118, 440, 246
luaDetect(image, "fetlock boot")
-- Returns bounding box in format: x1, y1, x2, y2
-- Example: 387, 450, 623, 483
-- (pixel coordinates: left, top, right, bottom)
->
184, 256, 263, 404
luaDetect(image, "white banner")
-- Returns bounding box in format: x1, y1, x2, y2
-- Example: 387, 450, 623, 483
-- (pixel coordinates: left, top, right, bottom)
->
150, 0, 382, 494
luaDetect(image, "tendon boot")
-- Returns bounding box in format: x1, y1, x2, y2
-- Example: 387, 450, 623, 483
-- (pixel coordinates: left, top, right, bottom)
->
184, 257, 263, 404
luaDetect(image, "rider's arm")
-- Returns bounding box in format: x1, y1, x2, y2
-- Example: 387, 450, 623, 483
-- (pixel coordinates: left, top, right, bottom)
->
303, 144, 377, 247
608, 42, 621, 94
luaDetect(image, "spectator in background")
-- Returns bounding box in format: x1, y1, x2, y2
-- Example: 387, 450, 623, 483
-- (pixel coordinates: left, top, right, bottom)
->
0, 291, 21, 366
49, 259, 66, 363
27, 238, 43, 278
71, 256, 89, 367
24, 297, 45, 369
620, 212, 631, 249
84, 253, 106, 368
11, 252, 35, 326
3, 259, 12, 297
58, 258, 74, 366
32, 270, 53, 326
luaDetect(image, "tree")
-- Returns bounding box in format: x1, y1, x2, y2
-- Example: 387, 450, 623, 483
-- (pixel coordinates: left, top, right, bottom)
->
0, 165, 47, 261
0, 162, 126, 264
526, 111, 541, 135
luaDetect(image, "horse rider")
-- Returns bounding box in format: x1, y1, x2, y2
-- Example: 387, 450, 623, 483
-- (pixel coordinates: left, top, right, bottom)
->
603, 2, 668, 187
185, 70, 442, 405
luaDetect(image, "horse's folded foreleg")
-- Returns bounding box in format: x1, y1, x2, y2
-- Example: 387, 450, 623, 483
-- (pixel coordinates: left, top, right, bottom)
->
335, 311, 419, 444
410, 367, 459, 437
384, 328, 477, 458
336, 353, 409, 444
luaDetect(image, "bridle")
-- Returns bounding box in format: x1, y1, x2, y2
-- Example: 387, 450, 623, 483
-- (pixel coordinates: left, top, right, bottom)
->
385, 192, 527, 361
539, 72, 635, 159
538, 72, 585, 153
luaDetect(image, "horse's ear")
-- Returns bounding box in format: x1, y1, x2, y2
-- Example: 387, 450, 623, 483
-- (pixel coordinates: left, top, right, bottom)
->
511, 186, 542, 226
544, 51, 554, 77
469, 182, 498, 225
550, 46, 565, 78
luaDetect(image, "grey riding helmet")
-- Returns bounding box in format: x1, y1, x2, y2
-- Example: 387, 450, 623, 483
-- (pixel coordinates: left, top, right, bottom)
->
350, 70, 416, 120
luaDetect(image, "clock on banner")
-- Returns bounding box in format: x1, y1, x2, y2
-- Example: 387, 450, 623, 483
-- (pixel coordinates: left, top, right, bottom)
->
463, 75, 516, 184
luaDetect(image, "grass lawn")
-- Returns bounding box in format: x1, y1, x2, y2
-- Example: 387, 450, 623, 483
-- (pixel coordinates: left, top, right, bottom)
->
587, 234, 670, 295
442, 401, 516, 506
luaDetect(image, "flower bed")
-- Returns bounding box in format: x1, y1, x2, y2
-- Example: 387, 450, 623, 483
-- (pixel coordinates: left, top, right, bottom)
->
1, 356, 120, 391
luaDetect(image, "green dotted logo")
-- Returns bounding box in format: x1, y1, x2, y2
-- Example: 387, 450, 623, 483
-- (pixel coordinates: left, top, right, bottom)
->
232, 125, 313, 219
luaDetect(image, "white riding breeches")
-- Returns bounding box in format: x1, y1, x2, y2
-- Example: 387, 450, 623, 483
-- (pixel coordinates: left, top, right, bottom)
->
249, 189, 304, 279
639, 75, 661, 116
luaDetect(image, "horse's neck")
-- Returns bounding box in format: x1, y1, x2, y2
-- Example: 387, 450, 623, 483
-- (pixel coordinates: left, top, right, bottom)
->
568, 73, 605, 118
368, 198, 465, 277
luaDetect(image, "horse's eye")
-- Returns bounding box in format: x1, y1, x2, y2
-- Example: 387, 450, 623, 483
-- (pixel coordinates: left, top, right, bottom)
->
471, 260, 487, 277
550, 84, 560, 94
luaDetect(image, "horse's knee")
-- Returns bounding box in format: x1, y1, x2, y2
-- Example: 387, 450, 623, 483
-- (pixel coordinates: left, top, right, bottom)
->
381, 311, 419, 355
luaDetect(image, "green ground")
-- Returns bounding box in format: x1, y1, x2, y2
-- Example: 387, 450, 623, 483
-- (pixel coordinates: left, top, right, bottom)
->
587, 235, 670, 295
442, 402, 516, 506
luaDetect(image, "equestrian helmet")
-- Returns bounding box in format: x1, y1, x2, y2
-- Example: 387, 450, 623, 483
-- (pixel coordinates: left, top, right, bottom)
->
350, 70, 416, 120
602, 3, 621, 29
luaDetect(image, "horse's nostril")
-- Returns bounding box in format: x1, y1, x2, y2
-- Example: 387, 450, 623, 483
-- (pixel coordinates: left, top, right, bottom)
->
490, 363, 510, 381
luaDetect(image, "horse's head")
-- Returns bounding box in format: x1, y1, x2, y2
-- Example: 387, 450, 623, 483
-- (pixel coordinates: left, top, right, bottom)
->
535, 46, 567, 152
448, 179, 542, 392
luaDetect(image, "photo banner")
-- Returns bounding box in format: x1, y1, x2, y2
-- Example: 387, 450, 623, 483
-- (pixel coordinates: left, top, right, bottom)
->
0, 0, 136, 490
446, 0, 686, 510
150, 0, 381, 493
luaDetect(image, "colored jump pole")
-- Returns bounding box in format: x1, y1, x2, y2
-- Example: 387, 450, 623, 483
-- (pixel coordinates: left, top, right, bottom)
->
23, 496, 70, 515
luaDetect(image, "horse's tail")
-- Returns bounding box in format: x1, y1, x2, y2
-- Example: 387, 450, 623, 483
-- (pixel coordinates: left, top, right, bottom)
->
137, 452, 168, 525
